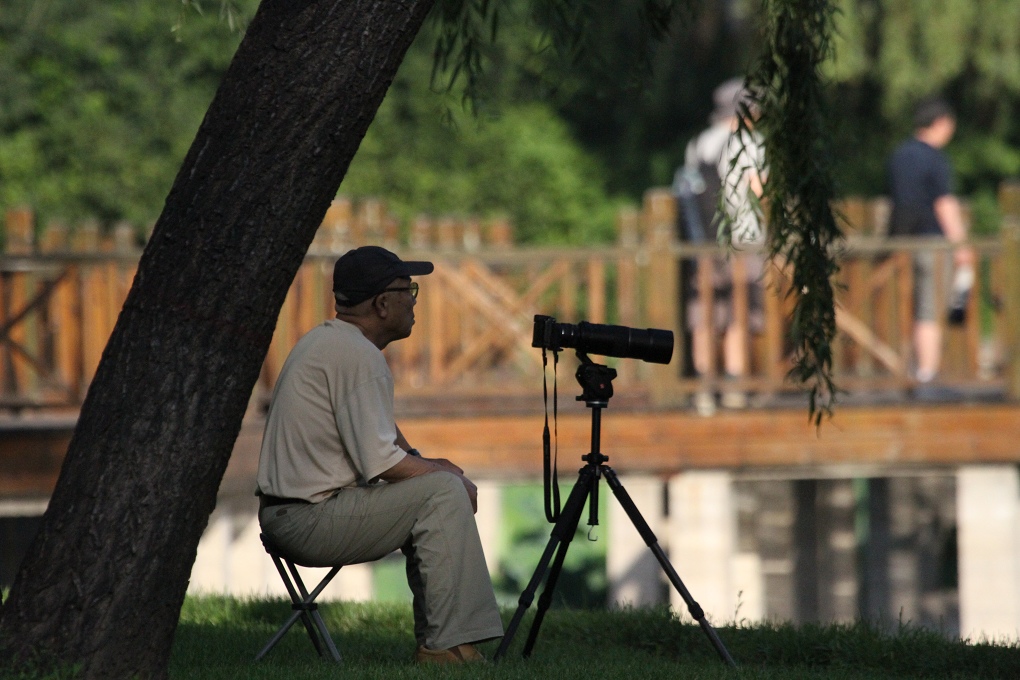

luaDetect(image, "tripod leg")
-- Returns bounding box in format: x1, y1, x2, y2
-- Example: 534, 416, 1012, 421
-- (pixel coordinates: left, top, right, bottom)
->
522, 487, 587, 658
494, 466, 595, 661
603, 467, 737, 667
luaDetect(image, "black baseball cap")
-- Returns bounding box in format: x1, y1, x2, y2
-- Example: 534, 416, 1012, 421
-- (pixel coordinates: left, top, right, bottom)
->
332, 246, 434, 306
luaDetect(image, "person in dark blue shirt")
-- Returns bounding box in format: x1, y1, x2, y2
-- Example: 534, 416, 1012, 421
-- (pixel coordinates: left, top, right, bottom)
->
887, 97, 974, 385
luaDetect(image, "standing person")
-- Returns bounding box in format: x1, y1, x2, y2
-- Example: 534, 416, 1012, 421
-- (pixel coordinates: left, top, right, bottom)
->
675, 78, 766, 415
255, 245, 503, 664
887, 97, 974, 388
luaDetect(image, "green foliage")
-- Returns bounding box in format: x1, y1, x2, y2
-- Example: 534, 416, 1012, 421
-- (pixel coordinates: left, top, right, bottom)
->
426, 1, 764, 199
826, 0, 1020, 197
747, 0, 842, 423
342, 44, 618, 244
0, 0, 257, 226
490, 483, 608, 607
1, 0, 620, 245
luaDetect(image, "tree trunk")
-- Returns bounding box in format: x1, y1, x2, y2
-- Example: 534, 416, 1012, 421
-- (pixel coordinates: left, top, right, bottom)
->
0, 0, 435, 676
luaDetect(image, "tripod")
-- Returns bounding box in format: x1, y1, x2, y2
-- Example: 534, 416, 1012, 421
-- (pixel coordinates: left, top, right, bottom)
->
493, 354, 736, 666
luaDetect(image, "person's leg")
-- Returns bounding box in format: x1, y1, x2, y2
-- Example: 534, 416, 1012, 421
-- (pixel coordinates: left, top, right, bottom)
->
399, 473, 503, 651
719, 255, 749, 407
722, 325, 747, 377
914, 320, 941, 383
259, 472, 503, 651
687, 280, 717, 416
913, 252, 940, 382
692, 322, 713, 376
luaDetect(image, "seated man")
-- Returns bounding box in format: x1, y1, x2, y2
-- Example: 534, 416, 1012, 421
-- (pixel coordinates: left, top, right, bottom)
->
255, 245, 503, 664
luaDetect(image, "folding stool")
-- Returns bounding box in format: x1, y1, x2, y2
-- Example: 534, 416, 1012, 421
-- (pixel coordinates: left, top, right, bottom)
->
255, 533, 342, 662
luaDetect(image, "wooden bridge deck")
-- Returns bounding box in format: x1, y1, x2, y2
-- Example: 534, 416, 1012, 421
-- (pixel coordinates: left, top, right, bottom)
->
2, 188, 1019, 501
5, 393, 1018, 500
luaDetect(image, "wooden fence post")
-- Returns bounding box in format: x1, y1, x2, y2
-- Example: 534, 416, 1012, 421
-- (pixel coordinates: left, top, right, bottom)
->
1003, 219, 1020, 400
2, 208, 35, 401
642, 189, 683, 406
486, 217, 513, 247
5, 207, 34, 255
317, 198, 352, 253
615, 208, 639, 384
41, 222, 79, 401
1001, 180, 1020, 400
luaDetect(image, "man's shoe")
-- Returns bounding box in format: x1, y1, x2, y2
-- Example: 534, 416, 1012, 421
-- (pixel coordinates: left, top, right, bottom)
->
415, 644, 486, 664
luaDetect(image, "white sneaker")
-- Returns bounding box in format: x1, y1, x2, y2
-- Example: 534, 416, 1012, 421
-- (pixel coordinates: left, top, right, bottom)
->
694, 391, 716, 416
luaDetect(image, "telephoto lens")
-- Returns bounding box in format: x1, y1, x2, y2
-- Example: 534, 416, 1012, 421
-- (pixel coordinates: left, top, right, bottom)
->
532, 315, 673, 364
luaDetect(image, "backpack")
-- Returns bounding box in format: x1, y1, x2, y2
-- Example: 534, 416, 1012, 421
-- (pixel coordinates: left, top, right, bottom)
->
672, 157, 723, 244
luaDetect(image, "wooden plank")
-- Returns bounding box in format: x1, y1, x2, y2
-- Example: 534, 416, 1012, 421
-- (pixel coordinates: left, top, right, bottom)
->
558, 262, 578, 321
586, 258, 606, 323
1003, 218, 1020, 399
398, 403, 1020, 478
731, 253, 750, 374
13, 401, 1020, 497
834, 306, 903, 374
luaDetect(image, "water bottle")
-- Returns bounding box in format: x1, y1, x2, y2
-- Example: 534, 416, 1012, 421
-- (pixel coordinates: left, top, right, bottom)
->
947, 265, 973, 325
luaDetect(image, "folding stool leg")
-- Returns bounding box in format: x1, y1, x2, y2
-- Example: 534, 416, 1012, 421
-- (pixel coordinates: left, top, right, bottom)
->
256, 536, 342, 663
285, 561, 343, 662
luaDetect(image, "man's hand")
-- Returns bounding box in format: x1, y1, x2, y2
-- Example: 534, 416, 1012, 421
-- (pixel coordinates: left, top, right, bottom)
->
954, 245, 975, 267
426, 457, 464, 476
377, 451, 477, 513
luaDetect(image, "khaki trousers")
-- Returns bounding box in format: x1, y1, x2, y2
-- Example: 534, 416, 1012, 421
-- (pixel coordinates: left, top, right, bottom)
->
259, 471, 503, 650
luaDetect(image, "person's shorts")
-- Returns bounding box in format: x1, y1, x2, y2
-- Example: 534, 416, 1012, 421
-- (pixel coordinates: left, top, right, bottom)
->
685, 253, 765, 333
913, 251, 949, 322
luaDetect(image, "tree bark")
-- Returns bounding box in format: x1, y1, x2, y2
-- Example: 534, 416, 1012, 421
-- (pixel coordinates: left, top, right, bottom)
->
0, 0, 435, 676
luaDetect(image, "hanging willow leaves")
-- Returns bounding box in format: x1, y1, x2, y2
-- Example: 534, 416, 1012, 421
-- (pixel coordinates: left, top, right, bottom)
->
746, 0, 844, 425
428, 0, 846, 424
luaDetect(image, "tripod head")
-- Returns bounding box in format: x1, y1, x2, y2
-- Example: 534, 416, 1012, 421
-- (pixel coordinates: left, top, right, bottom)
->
574, 352, 617, 406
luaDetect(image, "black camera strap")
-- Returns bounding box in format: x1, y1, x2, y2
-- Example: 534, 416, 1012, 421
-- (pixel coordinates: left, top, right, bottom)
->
542, 346, 561, 523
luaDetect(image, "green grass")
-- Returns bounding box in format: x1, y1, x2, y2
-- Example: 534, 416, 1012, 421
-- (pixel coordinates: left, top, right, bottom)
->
170, 596, 1020, 679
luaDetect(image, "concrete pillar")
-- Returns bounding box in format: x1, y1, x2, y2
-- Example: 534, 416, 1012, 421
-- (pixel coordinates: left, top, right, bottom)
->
189, 506, 374, 601
475, 479, 502, 574
326, 563, 373, 601
957, 465, 1020, 642
231, 511, 281, 597
667, 471, 737, 624
731, 480, 766, 623
189, 510, 231, 595
607, 474, 667, 608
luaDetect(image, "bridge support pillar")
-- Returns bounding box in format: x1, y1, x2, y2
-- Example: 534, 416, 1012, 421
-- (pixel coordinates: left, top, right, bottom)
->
666, 470, 762, 624
957, 465, 1020, 641
607, 474, 667, 607
476, 479, 502, 573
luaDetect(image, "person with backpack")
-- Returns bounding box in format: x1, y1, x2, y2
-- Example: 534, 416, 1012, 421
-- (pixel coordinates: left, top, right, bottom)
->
673, 78, 766, 415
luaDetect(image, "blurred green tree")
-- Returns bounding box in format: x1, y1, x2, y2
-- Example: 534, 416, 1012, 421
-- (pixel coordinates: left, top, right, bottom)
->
0, 0, 255, 225
826, 0, 1020, 200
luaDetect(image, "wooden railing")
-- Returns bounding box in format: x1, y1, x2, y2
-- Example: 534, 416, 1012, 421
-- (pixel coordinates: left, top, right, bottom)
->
2, 185, 1019, 414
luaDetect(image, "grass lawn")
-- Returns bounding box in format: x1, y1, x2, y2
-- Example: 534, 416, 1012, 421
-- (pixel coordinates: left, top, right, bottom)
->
170, 596, 1020, 679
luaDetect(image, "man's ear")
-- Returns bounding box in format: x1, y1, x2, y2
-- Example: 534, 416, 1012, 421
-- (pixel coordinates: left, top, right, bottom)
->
372, 293, 390, 318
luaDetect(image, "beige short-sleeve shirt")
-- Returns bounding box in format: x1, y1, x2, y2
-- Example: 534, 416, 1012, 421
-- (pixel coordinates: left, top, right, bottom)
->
256, 318, 405, 502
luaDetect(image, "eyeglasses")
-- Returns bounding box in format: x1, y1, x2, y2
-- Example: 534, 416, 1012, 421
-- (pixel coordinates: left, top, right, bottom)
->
379, 282, 419, 299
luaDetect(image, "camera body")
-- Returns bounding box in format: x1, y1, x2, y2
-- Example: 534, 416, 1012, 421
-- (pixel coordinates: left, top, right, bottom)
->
532, 314, 674, 365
